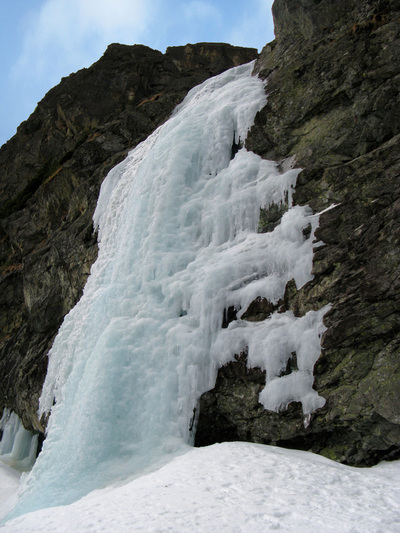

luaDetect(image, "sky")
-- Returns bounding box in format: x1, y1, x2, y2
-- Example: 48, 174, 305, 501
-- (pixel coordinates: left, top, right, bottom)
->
0, 0, 275, 147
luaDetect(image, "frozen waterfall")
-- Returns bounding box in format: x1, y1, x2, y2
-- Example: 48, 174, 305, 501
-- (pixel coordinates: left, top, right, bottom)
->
6, 61, 329, 518
0, 410, 38, 472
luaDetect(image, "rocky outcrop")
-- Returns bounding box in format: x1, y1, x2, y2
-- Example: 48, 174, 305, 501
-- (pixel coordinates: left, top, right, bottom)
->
0, 43, 257, 433
195, 0, 400, 465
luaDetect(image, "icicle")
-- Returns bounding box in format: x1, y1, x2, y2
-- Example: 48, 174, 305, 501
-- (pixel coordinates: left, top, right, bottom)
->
0, 410, 38, 471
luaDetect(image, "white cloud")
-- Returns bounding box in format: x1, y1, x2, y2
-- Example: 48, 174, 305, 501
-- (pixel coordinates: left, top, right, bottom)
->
12, 0, 157, 87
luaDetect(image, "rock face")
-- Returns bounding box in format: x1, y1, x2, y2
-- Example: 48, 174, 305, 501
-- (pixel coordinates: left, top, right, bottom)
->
0, 43, 258, 433
195, 0, 400, 465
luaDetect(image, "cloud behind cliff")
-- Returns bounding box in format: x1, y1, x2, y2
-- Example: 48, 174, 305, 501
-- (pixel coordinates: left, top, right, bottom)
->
11, 0, 154, 85
0, 0, 274, 147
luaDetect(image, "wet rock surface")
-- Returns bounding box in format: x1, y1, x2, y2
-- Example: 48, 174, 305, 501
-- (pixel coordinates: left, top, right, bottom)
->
196, 0, 400, 465
0, 42, 257, 432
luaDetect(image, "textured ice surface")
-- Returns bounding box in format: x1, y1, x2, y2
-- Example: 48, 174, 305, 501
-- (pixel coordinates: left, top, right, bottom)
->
8, 62, 329, 517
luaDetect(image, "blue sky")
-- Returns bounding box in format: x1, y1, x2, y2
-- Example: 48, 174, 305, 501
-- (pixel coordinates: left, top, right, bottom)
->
0, 0, 275, 148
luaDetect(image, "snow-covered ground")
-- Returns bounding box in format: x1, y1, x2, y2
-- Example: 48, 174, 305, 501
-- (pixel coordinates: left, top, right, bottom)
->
1, 442, 399, 532
0, 461, 21, 523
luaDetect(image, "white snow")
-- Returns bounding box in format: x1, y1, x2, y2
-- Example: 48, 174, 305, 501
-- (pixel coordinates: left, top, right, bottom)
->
1, 442, 400, 532
3, 62, 332, 519
0, 461, 22, 522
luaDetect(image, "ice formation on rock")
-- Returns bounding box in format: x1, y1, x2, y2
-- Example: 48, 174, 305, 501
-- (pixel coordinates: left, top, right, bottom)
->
4, 62, 329, 517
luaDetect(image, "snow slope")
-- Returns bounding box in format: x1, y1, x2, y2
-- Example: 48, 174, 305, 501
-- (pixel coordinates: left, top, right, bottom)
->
1, 442, 399, 532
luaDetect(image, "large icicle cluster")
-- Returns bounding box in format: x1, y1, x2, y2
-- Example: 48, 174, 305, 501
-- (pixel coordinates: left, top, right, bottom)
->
5, 61, 329, 517
0, 411, 38, 472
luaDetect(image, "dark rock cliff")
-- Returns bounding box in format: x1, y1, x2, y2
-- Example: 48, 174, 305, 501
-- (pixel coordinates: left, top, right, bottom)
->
195, 0, 400, 465
0, 43, 257, 433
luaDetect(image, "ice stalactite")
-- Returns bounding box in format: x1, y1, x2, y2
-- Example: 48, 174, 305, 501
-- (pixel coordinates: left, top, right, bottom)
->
0, 411, 38, 472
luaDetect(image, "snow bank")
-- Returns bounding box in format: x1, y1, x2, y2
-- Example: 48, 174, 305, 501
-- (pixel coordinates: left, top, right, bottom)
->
2, 442, 400, 532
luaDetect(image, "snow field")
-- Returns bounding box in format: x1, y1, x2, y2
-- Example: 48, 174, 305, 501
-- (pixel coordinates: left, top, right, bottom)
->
2, 442, 400, 532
